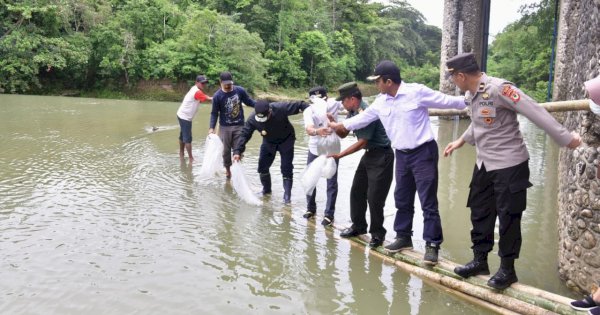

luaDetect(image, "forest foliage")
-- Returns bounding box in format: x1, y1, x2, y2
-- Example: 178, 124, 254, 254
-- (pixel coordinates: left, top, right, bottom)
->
0, 0, 442, 94
0, 0, 554, 101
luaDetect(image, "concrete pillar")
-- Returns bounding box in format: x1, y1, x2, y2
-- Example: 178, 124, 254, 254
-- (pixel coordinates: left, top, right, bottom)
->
554, 0, 600, 294
440, 0, 484, 94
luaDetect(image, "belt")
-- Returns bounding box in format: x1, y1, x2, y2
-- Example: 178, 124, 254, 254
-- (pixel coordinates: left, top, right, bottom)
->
365, 146, 391, 153
397, 140, 432, 154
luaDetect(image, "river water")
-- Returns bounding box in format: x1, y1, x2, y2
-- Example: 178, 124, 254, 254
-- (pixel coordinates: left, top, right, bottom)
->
0, 94, 575, 314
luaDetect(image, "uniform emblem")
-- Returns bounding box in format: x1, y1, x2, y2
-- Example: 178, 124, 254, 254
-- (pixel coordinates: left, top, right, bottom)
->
478, 82, 486, 92
478, 107, 496, 117
482, 93, 489, 100
502, 85, 521, 103
484, 117, 494, 125
261, 130, 267, 136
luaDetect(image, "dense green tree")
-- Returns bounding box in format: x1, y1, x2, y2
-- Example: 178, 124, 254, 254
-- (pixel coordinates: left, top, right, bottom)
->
264, 48, 306, 87
0, 0, 444, 95
488, 0, 555, 101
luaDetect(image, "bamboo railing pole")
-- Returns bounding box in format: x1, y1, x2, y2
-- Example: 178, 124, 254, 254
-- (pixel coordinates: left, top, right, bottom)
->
428, 99, 590, 116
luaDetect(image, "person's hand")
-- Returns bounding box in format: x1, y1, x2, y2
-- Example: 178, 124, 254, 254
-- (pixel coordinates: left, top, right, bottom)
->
326, 113, 335, 122
328, 121, 341, 129
567, 131, 582, 149
443, 138, 465, 157
233, 154, 241, 162
208, 128, 215, 134
327, 153, 341, 159
316, 127, 332, 137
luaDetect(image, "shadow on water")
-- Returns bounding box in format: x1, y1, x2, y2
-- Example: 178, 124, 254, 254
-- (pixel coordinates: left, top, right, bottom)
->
0, 94, 573, 315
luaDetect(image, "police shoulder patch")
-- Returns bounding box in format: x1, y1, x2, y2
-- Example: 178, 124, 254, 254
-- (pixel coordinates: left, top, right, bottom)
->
501, 85, 521, 103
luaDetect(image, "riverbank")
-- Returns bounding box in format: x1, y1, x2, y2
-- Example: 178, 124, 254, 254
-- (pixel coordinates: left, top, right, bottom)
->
50, 80, 380, 103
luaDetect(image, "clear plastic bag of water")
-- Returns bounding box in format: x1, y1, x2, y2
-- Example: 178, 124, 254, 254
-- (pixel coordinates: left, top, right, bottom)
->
198, 134, 224, 179
230, 162, 262, 206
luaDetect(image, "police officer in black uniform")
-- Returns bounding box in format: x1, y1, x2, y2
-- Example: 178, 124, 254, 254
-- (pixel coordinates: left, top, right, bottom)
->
233, 99, 310, 204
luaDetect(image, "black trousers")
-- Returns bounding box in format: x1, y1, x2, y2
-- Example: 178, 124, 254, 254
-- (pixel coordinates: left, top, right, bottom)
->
466, 160, 532, 259
349, 147, 394, 240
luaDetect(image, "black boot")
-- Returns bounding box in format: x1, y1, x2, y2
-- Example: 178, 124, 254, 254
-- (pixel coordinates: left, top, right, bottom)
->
487, 258, 518, 290
283, 177, 292, 204
454, 251, 490, 278
259, 173, 271, 195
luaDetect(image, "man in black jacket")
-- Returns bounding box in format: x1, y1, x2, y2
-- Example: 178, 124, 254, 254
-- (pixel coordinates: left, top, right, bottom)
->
233, 100, 310, 204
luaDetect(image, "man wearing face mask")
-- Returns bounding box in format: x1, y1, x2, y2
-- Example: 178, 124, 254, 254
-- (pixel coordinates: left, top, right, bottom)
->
232, 99, 311, 204
209, 71, 256, 178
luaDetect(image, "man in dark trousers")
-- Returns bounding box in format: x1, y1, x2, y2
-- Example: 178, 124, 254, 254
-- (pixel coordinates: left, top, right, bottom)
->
443, 52, 581, 289
329, 60, 466, 265
233, 99, 310, 204
209, 71, 255, 178
329, 82, 394, 248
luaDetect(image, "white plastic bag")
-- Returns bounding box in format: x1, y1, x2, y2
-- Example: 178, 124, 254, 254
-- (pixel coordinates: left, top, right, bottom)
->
316, 134, 341, 155
230, 162, 262, 206
301, 155, 327, 196
322, 157, 337, 179
310, 96, 341, 155
198, 134, 224, 179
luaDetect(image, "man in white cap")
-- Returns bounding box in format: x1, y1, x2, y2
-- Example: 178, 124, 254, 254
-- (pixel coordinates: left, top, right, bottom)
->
302, 86, 343, 226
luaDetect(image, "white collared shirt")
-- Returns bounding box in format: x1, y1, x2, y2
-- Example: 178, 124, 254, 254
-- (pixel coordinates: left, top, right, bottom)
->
342, 82, 466, 150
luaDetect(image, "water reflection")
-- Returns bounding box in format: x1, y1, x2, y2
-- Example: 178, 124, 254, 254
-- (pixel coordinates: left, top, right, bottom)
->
0, 94, 573, 315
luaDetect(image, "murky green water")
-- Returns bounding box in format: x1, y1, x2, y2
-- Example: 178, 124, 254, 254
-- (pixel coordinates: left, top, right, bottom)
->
0, 94, 575, 314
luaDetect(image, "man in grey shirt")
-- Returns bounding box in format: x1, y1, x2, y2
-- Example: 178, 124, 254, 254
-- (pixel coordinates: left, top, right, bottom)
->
443, 52, 581, 290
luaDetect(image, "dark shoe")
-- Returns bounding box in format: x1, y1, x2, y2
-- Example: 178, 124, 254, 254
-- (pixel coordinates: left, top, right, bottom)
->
321, 215, 334, 226
487, 268, 518, 290
454, 252, 490, 278
340, 227, 367, 238
384, 236, 413, 253
423, 243, 439, 265
589, 306, 600, 315
454, 260, 490, 278
571, 295, 599, 311
369, 237, 383, 248
303, 211, 315, 219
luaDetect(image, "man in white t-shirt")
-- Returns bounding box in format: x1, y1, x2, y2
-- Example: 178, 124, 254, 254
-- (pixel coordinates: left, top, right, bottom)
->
177, 75, 212, 162
302, 86, 343, 226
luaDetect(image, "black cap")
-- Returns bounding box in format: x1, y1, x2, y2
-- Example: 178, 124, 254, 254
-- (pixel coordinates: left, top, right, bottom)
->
445, 52, 480, 78
219, 71, 234, 84
254, 100, 271, 122
336, 82, 360, 101
367, 60, 401, 81
196, 75, 208, 83
308, 86, 327, 99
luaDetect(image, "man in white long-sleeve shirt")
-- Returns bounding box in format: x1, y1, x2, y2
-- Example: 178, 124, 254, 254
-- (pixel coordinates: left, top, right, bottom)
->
329, 60, 466, 264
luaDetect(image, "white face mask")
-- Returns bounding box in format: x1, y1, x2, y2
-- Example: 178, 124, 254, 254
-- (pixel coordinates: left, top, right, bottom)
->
590, 99, 600, 115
